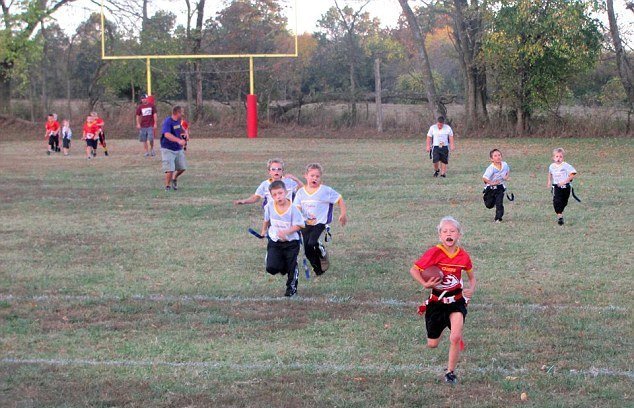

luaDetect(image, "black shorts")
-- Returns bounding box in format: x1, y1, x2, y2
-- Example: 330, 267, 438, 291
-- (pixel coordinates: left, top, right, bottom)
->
86, 139, 98, 149
62, 138, 71, 149
48, 134, 59, 147
432, 146, 449, 164
425, 298, 467, 339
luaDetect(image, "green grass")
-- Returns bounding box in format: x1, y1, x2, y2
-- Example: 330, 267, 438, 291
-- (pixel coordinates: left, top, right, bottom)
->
0, 138, 632, 407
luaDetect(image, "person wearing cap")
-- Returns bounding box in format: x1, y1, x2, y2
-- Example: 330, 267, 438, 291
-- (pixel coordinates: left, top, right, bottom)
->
136, 93, 158, 157
425, 116, 455, 178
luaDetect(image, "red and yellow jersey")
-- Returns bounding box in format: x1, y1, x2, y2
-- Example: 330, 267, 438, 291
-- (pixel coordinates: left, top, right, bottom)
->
83, 121, 100, 139
413, 245, 473, 292
45, 120, 60, 134
93, 117, 104, 130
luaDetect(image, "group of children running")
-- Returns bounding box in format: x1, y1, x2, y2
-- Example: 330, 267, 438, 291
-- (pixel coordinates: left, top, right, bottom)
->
235, 159, 347, 297
44, 112, 109, 159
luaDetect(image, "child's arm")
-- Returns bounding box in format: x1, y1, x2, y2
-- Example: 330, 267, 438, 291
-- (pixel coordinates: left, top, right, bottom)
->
261, 220, 270, 238
547, 171, 552, 188
463, 269, 477, 298
286, 174, 304, 188
449, 133, 455, 151
559, 172, 577, 186
234, 194, 261, 205
409, 266, 442, 288
278, 225, 302, 241
504, 168, 510, 181
337, 197, 348, 226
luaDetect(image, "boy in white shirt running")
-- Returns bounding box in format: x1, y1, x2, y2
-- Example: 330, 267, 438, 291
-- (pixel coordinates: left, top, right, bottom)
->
547, 148, 578, 225
426, 116, 455, 178
261, 180, 306, 297
293, 163, 348, 276
482, 149, 511, 223
234, 158, 303, 208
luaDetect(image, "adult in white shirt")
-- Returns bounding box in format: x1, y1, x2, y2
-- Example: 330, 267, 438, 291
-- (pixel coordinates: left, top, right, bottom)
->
425, 116, 455, 178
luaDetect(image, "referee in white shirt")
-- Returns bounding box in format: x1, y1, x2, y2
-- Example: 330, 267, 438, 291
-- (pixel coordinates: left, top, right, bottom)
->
425, 116, 455, 178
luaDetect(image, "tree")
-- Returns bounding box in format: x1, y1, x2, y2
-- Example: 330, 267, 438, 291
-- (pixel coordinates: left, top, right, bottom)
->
397, 0, 446, 120
0, 0, 76, 114
606, 0, 634, 133
484, 0, 601, 134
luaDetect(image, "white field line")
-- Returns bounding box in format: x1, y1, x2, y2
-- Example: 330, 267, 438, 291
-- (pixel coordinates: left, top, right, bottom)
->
0, 357, 632, 379
0, 293, 627, 312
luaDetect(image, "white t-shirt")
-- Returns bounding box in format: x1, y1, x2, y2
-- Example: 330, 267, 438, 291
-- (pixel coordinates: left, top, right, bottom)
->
62, 126, 72, 140
549, 162, 577, 185
427, 124, 454, 147
483, 161, 510, 188
264, 200, 305, 242
293, 185, 342, 225
255, 177, 299, 206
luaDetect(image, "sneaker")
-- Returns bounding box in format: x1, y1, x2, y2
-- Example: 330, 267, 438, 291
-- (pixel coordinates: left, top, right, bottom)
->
444, 371, 457, 384
433, 170, 439, 178
557, 217, 564, 226
494, 219, 501, 223
318, 243, 330, 274
150, 150, 156, 157
144, 152, 150, 157
104, 150, 109, 156
171, 179, 178, 191
165, 185, 171, 191
87, 156, 92, 160
47, 151, 51, 156
440, 174, 446, 178
284, 287, 296, 297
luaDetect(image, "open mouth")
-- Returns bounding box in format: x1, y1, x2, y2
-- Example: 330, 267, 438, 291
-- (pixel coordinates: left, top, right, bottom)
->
445, 238, 454, 243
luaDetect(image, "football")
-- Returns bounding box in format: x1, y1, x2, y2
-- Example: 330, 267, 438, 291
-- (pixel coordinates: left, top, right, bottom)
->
421, 265, 444, 282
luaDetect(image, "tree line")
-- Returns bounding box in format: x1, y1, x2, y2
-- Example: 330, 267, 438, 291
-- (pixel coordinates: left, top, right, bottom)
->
1, 0, 633, 135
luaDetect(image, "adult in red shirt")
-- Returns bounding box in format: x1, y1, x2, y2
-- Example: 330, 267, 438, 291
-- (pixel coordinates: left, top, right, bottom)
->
45, 114, 61, 155
136, 94, 158, 157
90, 112, 109, 156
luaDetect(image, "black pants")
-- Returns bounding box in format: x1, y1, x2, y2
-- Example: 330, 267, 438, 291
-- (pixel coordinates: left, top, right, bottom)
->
483, 186, 505, 220
266, 239, 300, 291
48, 134, 59, 150
301, 224, 326, 274
553, 185, 571, 214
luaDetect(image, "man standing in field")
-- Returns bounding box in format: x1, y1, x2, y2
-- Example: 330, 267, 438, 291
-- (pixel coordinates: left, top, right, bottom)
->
136, 93, 157, 157
160, 106, 187, 191
426, 116, 455, 178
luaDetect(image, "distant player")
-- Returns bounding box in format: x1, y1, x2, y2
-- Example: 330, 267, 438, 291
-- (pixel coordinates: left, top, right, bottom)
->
234, 159, 304, 207
548, 147, 578, 225
180, 116, 190, 152
160, 106, 187, 191
261, 180, 306, 297
82, 114, 99, 160
409, 216, 476, 384
426, 116, 454, 178
61, 119, 72, 156
482, 149, 511, 222
91, 112, 109, 156
136, 93, 157, 157
293, 163, 347, 275
45, 113, 60, 155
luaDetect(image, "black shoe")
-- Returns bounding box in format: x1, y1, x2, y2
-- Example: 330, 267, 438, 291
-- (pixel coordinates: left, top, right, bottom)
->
433, 170, 439, 178
444, 371, 457, 384
165, 185, 171, 192
284, 287, 296, 297
47, 151, 51, 156
171, 179, 178, 191
104, 150, 109, 156
557, 217, 564, 226
440, 174, 446, 178
318, 244, 330, 273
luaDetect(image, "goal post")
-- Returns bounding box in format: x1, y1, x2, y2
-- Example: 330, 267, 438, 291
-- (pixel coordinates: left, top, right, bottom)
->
100, 0, 299, 138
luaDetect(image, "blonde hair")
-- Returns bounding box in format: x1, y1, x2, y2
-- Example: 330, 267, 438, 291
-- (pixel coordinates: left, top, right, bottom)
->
305, 163, 323, 174
553, 147, 565, 156
437, 216, 462, 234
267, 158, 285, 170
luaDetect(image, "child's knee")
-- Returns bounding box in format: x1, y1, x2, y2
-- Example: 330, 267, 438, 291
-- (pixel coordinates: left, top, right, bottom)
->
449, 332, 462, 345
427, 339, 440, 348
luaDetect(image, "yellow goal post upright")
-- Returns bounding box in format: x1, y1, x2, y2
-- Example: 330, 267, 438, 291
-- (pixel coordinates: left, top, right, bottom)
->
99, 0, 299, 138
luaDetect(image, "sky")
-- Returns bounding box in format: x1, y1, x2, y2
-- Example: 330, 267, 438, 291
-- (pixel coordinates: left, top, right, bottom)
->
57, 0, 634, 40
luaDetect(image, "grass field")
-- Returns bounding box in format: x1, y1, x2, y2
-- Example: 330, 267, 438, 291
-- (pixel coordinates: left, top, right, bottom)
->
0, 137, 632, 407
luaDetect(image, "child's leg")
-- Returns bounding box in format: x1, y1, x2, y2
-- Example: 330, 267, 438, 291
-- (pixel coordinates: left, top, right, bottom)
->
265, 241, 284, 275
301, 224, 326, 273
553, 187, 571, 217
48, 136, 54, 152
446, 311, 465, 372
483, 188, 496, 209
495, 188, 505, 220
283, 241, 301, 293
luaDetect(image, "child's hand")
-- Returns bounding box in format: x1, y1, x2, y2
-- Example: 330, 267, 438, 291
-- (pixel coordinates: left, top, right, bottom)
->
463, 288, 474, 298
233, 200, 243, 205
339, 213, 348, 226
426, 146, 431, 152
504, 174, 510, 180
278, 230, 288, 241
422, 277, 441, 289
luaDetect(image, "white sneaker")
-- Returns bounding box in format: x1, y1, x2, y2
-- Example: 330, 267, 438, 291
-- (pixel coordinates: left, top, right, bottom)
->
150, 150, 156, 157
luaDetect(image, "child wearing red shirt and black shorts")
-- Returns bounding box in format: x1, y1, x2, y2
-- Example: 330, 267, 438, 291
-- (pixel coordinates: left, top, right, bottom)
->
45, 114, 61, 155
409, 216, 476, 384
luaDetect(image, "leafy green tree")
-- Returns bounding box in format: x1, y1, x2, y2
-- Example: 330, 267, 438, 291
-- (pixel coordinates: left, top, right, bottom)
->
484, 0, 601, 134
